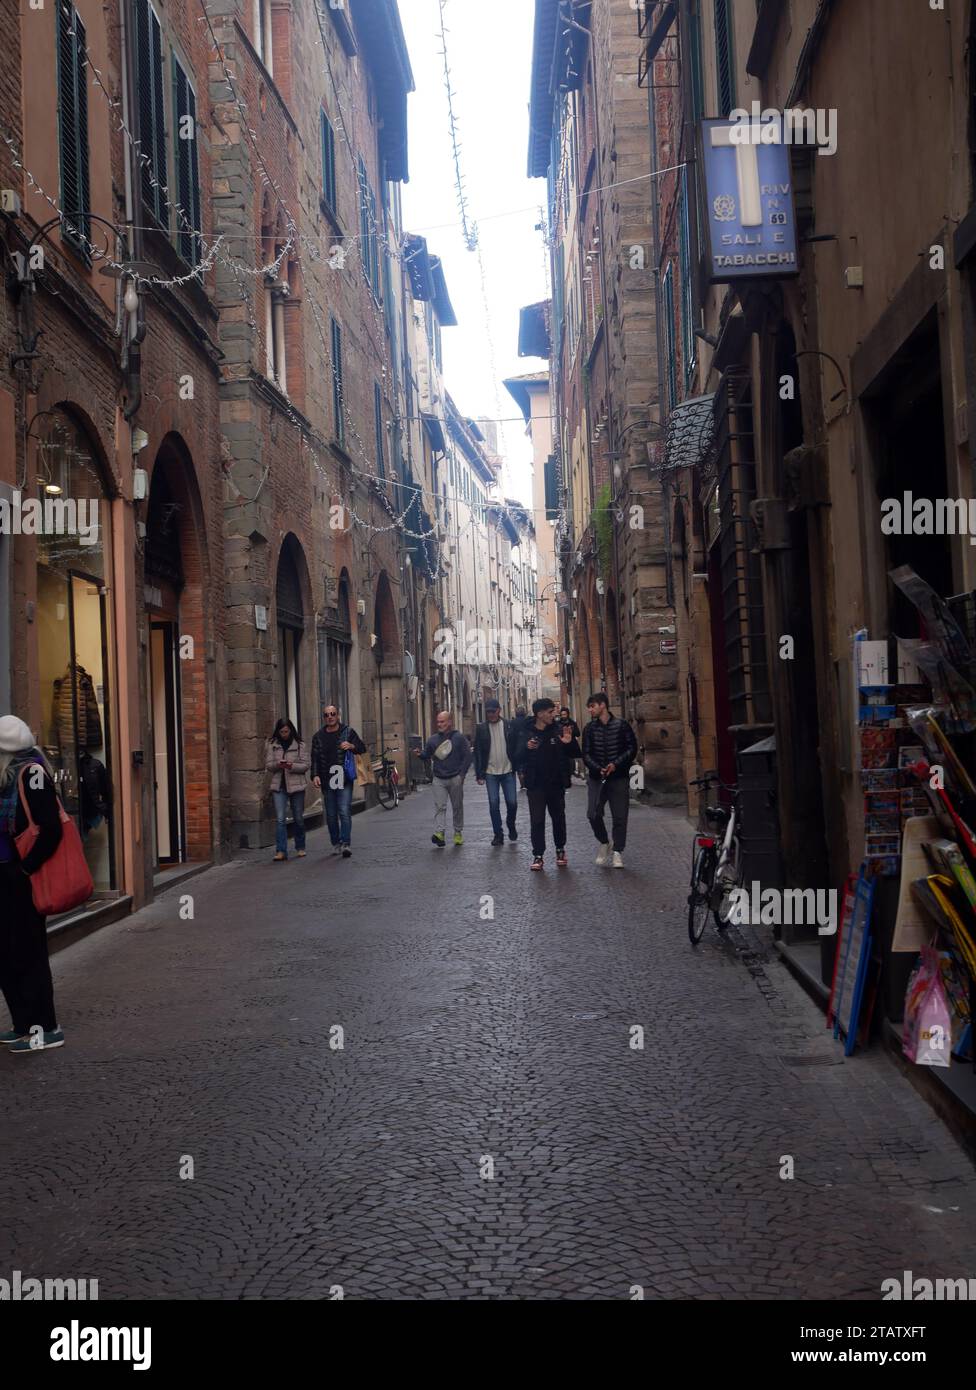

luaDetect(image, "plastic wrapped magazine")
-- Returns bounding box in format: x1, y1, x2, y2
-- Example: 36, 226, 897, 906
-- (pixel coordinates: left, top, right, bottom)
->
890, 565, 975, 678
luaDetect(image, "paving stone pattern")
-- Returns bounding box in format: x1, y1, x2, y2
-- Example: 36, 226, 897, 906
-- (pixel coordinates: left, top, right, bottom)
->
3, 783, 975, 1300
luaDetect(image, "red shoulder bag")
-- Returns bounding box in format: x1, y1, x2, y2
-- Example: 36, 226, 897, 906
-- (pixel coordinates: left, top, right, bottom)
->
14, 766, 94, 916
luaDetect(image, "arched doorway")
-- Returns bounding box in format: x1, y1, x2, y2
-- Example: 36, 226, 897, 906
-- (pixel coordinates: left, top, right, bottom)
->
145, 434, 212, 865
34, 407, 116, 890
276, 534, 310, 733
320, 569, 352, 720
373, 570, 401, 762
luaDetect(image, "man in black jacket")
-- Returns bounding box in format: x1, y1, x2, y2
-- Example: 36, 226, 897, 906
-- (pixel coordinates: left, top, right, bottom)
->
582, 692, 638, 869
513, 699, 580, 871
474, 699, 519, 845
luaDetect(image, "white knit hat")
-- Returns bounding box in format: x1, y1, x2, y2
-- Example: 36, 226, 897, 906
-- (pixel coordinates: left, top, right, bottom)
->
0, 716, 35, 752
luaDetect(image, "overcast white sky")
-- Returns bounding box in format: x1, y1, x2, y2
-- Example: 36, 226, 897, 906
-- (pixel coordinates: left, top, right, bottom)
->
399, 0, 549, 505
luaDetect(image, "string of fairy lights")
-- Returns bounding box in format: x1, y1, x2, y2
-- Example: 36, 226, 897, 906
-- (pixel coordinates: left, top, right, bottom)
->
0, 0, 658, 577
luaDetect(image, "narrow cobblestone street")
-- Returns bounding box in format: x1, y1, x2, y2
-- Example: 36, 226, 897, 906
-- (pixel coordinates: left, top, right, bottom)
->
3, 785, 975, 1301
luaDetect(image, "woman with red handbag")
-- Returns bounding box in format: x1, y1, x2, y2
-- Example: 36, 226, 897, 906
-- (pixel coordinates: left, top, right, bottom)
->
0, 716, 66, 1053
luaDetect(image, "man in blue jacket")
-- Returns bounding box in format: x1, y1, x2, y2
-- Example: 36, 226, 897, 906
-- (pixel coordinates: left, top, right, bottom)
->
422, 710, 472, 847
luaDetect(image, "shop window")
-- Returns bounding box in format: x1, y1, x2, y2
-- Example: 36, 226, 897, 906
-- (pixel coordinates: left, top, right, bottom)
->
56, 0, 91, 257
35, 412, 115, 893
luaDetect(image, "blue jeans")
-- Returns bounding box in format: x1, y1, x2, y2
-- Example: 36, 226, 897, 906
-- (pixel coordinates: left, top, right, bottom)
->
325, 783, 353, 846
273, 790, 306, 855
485, 771, 518, 837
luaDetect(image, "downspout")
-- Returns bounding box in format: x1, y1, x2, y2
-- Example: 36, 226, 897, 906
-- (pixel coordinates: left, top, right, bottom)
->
120, 0, 145, 420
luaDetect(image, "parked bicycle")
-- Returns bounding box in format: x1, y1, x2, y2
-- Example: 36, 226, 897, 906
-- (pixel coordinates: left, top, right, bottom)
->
373, 746, 401, 809
687, 772, 743, 944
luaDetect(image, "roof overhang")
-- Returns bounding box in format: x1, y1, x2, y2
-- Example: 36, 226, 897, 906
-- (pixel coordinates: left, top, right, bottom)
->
527, 0, 592, 178
354, 0, 415, 182
518, 300, 551, 359
503, 372, 549, 424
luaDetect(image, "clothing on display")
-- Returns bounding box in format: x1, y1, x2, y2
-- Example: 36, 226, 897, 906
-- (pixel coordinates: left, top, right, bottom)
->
51, 664, 103, 752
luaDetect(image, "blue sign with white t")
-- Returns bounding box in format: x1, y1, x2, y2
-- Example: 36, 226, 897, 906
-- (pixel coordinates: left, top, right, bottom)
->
700, 117, 799, 282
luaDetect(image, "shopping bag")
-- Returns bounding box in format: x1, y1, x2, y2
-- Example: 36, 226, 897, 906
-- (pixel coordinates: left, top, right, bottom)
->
15, 766, 94, 917
354, 752, 375, 785
903, 945, 952, 1068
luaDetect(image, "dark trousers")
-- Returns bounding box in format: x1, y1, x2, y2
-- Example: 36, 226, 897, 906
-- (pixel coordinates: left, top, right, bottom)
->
587, 775, 630, 851
0, 862, 58, 1033
527, 784, 567, 856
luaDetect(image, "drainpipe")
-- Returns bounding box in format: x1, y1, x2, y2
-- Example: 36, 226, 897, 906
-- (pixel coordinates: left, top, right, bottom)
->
120, 0, 145, 421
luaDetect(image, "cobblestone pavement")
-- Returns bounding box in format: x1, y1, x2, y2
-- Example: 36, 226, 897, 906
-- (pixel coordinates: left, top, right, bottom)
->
3, 782, 975, 1300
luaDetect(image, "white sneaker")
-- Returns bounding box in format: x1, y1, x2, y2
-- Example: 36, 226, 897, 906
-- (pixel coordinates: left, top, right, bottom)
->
595, 843, 611, 866
611, 851, 624, 869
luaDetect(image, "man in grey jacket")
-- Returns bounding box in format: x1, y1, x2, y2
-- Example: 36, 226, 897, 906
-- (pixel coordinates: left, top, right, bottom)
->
421, 710, 472, 847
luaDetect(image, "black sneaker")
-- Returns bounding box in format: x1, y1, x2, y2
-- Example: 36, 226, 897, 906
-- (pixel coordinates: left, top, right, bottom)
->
491, 833, 504, 846
341, 846, 352, 858
531, 855, 544, 871
508, 826, 518, 841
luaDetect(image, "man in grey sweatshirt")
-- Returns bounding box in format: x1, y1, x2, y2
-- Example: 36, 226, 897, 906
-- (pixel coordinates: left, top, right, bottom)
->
421, 710, 472, 847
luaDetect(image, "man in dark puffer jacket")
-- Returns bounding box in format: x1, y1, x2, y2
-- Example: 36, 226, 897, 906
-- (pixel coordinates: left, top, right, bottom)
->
581, 692, 638, 869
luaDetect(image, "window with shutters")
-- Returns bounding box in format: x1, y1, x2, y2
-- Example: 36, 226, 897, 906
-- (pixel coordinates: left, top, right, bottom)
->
135, 0, 168, 227
688, 1, 705, 122
357, 156, 380, 297
330, 318, 345, 447
56, 0, 91, 258
678, 167, 697, 388
713, 0, 735, 117
662, 263, 677, 411
374, 382, 385, 480
253, 0, 273, 74
321, 111, 337, 214
171, 56, 201, 266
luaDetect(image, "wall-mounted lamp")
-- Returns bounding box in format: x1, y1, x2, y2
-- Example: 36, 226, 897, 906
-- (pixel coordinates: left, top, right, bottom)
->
132, 428, 149, 454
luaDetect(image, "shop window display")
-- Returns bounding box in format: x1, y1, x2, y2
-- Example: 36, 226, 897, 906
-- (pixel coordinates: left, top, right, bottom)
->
34, 412, 115, 893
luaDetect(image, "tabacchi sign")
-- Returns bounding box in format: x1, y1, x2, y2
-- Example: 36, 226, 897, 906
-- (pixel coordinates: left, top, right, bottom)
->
700, 117, 800, 283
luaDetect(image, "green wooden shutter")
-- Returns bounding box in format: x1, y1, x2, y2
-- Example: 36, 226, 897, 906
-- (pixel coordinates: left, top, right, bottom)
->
172, 56, 201, 265
662, 263, 677, 411
374, 382, 385, 478
331, 318, 344, 445
713, 0, 735, 117
136, 0, 167, 224
56, 1, 91, 256
321, 112, 337, 211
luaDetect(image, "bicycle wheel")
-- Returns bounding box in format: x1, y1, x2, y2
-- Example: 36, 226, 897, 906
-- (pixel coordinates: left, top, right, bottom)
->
376, 771, 397, 809
688, 845, 716, 944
